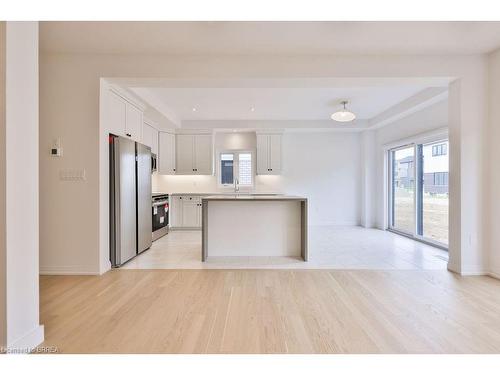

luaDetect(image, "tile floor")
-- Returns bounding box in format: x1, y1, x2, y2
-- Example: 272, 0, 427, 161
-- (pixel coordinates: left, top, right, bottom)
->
122, 226, 448, 270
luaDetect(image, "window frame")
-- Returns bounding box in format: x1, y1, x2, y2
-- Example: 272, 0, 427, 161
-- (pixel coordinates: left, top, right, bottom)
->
216, 149, 255, 190
432, 143, 447, 157
385, 132, 449, 250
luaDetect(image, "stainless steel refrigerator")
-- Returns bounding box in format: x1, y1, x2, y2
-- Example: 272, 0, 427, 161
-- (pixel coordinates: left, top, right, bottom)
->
109, 135, 152, 267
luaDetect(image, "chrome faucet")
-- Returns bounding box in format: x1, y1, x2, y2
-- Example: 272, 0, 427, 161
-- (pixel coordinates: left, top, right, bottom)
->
234, 178, 240, 193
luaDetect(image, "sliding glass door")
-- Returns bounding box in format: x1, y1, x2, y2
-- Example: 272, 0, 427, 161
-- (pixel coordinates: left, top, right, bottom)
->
388, 139, 449, 248
417, 141, 449, 245
389, 145, 415, 234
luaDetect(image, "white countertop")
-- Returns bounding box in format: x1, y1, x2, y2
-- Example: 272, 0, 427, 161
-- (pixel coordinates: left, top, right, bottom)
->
167, 192, 283, 196
202, 194, 307, 201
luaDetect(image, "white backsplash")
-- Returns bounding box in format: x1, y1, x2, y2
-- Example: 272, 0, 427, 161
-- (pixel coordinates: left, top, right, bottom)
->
152, 172, 284, 194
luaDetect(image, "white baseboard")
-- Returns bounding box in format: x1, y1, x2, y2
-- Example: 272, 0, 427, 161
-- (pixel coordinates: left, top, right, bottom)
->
309, 221, 361, 227
487, 271, 500, 280
40, 265, 100, 275
7, 325, 44, 353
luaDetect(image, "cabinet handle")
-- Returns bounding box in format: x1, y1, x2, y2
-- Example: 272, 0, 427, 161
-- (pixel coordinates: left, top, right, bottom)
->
173, 168, 176, 171
189, 197, 192, 200
126, 133, 131, 137
179, 197, 182, 200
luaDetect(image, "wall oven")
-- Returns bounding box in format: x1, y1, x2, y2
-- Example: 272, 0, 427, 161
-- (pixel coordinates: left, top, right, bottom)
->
152, 193, 169, 241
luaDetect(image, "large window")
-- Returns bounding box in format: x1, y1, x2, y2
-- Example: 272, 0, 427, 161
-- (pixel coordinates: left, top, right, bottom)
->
218, 151, 254, 188
389, 139, 449, 247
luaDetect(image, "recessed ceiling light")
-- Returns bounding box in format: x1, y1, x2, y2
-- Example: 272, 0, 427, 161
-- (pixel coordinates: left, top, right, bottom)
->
331, 101, 356, 123
192, 107, 197, 112
250, 107, 255, 112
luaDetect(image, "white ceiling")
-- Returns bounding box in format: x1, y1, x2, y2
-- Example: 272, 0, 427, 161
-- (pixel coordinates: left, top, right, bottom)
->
40, 21, 500, 55
131, 86, 427, 121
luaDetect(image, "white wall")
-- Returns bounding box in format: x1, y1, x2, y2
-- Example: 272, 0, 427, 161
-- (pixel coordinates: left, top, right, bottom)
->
39, 51, 487, 275
154, 131, 362, 226
487, 48, 500, 278
0, 21, 6, 348
5, 22, 43, 349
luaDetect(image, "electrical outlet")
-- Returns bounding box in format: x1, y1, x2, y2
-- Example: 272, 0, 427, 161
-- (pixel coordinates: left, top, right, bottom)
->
59, 168, 86, 182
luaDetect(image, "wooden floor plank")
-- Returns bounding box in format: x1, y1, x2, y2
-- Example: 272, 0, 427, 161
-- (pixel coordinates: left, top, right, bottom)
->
39, 269, 500, 354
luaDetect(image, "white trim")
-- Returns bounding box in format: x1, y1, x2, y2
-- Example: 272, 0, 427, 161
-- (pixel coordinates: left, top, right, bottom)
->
175, 128, 213, 135
488, 271, 500, 280
39, 265, 101, 275
382, 126, 449, 151
108, 84, 147, 112
7, 325, 44, 352
216, 149, 256, 190
369, 87, 448, 130
143, 116, 158, 130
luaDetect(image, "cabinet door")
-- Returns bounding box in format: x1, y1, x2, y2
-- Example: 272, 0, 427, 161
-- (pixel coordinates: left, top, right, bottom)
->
151, 128, 159, 155
170, 195, 183, 227
142, 122, 154, 149
182, 199, 199, 227
125, 103, 142, 141
194, 135, 213, 175
256, 134, 269, 175
176, 135, 194, 174
107, 91, 126, 136
268, 134, 282, 174
158, 132, 176, 175
197, 201, 203, 227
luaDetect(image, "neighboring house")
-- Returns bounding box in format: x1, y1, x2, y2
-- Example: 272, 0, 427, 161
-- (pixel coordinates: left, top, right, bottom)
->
395, 155, 415, 189
423, 141, 449, 195
394, 141, 449, 194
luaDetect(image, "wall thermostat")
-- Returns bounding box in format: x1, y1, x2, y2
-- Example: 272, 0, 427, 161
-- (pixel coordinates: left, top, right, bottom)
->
51, 148, 62, 157
51, 138, 63, 157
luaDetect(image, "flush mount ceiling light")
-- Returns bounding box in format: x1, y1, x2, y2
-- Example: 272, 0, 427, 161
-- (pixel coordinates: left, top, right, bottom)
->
331, 100, 356, 123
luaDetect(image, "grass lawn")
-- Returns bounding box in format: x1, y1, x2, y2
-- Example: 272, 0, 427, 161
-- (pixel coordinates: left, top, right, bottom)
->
393, 190, 448, 245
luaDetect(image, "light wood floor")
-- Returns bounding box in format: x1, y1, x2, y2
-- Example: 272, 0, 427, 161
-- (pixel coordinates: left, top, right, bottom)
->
40, 269, 500, 353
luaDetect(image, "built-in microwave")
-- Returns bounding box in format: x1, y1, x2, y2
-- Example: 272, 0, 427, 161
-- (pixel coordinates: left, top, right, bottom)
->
151, 153, 157, 173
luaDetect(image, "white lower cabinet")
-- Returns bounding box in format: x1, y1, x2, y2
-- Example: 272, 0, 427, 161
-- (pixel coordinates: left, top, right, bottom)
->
170, 195, 183, 227
170, 195, 202, 229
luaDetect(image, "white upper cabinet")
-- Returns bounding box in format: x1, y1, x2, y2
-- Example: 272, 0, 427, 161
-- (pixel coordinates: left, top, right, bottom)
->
125, 103, 142, 142
158, 132, 176, 175
107, 91, 127, 137
268, 134, 282, 173
194, 135, 213, 175
256, 133, 282, 175
142, 122, 159, 155
175, 135, 195, 174
175, 134, 213, 175
151, 127, 159, 156
142, 122, 154, 149
256, 134, 269, 175
106, 89, 144, 143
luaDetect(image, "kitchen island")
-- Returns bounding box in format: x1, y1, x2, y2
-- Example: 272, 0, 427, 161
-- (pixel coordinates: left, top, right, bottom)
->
201, 195, 308, 261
